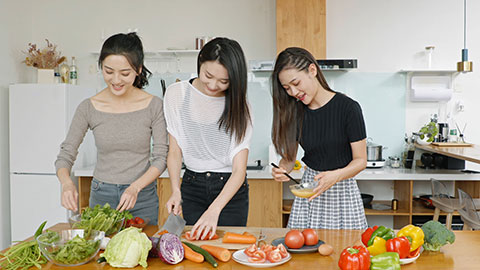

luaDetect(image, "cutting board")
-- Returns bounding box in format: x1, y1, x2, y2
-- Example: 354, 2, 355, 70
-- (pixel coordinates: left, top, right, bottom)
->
431, 142, 473, 147
152, 227, 261, 250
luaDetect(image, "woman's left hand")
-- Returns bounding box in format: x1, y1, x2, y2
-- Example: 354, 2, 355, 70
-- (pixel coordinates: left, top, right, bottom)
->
190, 208, 220, 240
309, 170, 342, 201
117, 184, 140, 212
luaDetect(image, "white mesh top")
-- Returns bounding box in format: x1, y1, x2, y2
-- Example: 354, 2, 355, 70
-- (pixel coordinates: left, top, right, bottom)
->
163, 80, 252, 173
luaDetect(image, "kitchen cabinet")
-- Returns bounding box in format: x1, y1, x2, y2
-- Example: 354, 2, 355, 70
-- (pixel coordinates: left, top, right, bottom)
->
77, 177, 283, 227
276, 0, 326, 58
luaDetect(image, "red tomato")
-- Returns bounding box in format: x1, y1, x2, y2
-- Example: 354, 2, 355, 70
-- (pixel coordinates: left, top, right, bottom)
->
284, 229, 305, 249
247, 250, 266, 263
408, 247, 421, 258
260, 244, 276, 255
302, 228, 319, 246
267, 249, 282, 263
244, 244, 257, 257
276, 243, 289, 258
126, 219, 134, 226
134, 217, 145, 224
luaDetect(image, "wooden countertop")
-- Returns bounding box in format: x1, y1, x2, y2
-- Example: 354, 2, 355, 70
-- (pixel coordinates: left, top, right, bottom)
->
5, 223, 480, 269
416, 143, 480, 164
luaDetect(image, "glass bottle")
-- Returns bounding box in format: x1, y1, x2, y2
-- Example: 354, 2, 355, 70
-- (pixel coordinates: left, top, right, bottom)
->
69, 56, 78, 85
59, 58, 70, 84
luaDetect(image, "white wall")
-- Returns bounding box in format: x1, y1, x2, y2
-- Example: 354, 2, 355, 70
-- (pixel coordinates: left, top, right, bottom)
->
327, 0, 480, 144
0, 0, 33, 250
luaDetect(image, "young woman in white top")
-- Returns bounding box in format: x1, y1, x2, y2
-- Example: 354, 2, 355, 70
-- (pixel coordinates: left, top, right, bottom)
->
163, 37, 252, 239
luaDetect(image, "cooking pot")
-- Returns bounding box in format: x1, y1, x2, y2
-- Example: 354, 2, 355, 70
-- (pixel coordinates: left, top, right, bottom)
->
366, 138, 387, 161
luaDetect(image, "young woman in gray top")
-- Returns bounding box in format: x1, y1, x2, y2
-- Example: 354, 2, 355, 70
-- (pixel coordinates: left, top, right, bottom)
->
55, 33, 168, 224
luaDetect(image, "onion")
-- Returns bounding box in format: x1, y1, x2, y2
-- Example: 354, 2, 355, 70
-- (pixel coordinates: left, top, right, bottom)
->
148, 237, 160, 258
156, 233, 184, 264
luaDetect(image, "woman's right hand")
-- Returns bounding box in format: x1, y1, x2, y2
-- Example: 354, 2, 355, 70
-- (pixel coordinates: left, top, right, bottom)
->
271, 166, 291, 182
166, 190, 182, 215
61, 180, 78, 212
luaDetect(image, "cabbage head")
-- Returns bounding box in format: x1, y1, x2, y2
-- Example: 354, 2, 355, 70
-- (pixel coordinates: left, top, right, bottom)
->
101, 227, 151, 268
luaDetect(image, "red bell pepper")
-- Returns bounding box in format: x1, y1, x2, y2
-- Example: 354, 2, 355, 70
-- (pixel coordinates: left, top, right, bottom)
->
407, 247, 421, 258
386, 236, 411, 259
338, 246, 371, 270
361, 226, 378, 246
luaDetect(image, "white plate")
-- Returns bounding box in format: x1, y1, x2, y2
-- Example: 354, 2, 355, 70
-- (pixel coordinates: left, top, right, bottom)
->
232, 249, 291, 268
399, 247, 423, 265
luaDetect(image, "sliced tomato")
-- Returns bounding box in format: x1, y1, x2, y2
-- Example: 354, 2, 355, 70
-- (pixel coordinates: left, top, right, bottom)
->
276, 243, 288, 258
134, 217, 144, 224
407, 247, 421, 258
244, 244, 257, 257
247, 250, 266, 263
267, 249, 282, 263
184, 230, 219, 240
260, 244, 276, 255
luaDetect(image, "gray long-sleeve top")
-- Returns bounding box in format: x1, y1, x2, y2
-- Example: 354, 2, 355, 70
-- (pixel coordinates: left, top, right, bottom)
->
55, 96, 168, 184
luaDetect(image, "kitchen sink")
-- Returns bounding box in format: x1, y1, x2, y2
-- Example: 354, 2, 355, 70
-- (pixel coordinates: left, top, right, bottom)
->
247, 165, 264, 171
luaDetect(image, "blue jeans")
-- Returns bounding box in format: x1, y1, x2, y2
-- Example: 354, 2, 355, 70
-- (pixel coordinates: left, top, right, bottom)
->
89, 178, 159, 225
181, 169, 249, 226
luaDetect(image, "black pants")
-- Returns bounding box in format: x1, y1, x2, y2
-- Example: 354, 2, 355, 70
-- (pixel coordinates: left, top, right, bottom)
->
181, 169, 249, 226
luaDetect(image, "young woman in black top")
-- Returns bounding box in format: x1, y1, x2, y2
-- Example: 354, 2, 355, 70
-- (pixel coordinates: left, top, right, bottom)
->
271, 47, 368, 229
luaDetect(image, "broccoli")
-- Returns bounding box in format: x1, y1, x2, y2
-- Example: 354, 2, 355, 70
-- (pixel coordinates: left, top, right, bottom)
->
421, 220, 456, 251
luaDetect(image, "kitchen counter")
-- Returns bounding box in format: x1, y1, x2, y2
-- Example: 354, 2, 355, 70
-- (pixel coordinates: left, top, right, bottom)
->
6, 222, 480, 269
74, 165, 480, 181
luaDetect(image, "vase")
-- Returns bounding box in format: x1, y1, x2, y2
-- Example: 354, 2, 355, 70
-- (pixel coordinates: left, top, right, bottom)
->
37, 68, 54, 84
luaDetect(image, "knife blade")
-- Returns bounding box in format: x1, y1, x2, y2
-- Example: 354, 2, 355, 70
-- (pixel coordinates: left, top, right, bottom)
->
160, 213, 186, 237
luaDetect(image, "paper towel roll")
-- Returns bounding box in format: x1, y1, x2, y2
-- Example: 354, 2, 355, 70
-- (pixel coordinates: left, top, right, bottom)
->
411, 88, 452, 102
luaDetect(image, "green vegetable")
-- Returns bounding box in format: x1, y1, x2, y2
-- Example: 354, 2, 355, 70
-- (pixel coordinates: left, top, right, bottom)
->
74, 203, 132, 236
101, 227, 152, 268
370, 252, 401, 270
421, 220, 455, 251
367, 226, 395, 246
0, 221, 48, 270
41, 231, 100, 265
182, 241, 218, 268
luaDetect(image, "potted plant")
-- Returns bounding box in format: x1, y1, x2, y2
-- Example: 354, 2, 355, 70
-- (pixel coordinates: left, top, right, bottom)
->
415, 121, 438, 145
23, 39, 65, 83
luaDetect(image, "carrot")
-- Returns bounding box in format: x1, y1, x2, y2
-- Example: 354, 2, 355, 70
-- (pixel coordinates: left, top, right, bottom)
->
200, 245, 231, 262
222, 232, 257, 244
182, 243, 204, 263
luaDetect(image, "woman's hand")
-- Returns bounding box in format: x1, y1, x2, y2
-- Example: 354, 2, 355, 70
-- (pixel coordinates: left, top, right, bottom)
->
166, 190, 182, 215
117, 184, 140, 212
309, 170, 342, 201
61, 180, 78, 212
271, 166, 291, 182
190, 208, 221, 240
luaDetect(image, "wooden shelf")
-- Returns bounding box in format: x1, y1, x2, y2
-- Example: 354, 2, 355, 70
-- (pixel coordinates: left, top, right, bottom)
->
412, 200, 460, 216
364, 200, 410, 216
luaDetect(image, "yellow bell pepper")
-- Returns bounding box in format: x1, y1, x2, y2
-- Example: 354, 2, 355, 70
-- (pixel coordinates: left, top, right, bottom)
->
397, 224, 425, 252
367, 236, 387, 256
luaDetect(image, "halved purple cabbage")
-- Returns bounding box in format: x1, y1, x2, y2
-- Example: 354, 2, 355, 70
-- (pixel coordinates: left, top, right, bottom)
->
148, 237, 160, 258
157, 233, 184, 264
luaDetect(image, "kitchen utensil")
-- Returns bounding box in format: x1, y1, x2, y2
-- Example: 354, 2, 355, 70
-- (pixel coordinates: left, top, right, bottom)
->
366, 138, 387, 161
36, 229, 104, 267
389, 156, 401, 168
289, 182, 318, 198
257, 229, 266, 246
160, 213, 186, 237
366, 160, 385, 168
232, 248, 291, 268
270, 163, 301, 185
271, 237, 324, 253
361, 193, 374, 208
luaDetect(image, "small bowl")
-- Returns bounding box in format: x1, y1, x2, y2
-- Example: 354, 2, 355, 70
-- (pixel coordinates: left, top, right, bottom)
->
289, 182, 318, 198
361, 193, 374, 207
69, 214, 124, 236
126, 217, 151, 229
36, 229, 104, 267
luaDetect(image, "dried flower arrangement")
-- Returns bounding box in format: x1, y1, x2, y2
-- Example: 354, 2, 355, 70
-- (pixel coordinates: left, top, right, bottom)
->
23, 39, 65, 69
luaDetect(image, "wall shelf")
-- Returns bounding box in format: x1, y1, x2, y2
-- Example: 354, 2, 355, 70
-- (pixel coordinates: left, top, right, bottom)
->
399, 69, 458, 75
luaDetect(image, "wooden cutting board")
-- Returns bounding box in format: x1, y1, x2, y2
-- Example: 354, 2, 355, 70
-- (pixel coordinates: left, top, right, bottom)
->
153, 227, 262, 250
431, 142, 473, 147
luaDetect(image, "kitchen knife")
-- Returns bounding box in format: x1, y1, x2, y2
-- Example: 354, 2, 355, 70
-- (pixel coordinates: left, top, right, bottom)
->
160, 213, 186, 237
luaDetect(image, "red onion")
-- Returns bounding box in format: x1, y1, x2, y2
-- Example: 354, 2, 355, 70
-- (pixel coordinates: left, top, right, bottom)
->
157, 233, 184, 264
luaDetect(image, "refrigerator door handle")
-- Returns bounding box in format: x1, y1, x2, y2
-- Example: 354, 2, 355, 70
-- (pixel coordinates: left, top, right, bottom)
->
12, 172, 56, 176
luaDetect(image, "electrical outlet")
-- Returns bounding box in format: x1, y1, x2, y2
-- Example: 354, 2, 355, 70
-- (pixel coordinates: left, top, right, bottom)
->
456, 101, 465, 112
453, 81, 463, 93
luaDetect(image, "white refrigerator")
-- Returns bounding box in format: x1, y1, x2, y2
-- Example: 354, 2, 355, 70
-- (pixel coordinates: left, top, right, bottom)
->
9, 84, 96, 242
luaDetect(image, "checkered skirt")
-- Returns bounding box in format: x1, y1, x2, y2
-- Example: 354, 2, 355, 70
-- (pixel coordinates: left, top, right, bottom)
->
287, 166, 368, 229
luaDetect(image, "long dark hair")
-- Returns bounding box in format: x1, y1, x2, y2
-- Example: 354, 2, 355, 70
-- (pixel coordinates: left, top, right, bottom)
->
98, 32, 151, 89
197, 37, 251, 143
271, 47, 334, 161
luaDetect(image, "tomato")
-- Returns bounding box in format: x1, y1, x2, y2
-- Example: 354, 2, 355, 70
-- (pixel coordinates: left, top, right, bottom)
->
407, 247, 421, 258
244, 244, 257, 257
276, 243, 289, 258
134, 217, 145, 224
267, 249, 282, 263
302, 228, 319, 246
247, 250, 266, 263
260, 244, 276, 255
284, 229, 305, 249
126, 218, 134, 226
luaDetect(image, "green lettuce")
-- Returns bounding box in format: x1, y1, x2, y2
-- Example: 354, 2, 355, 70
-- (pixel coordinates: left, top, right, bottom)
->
100, 227, 151, 268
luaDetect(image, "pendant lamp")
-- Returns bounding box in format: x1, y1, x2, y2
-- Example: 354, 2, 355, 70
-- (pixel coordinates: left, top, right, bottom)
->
457, 0, 473, 72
